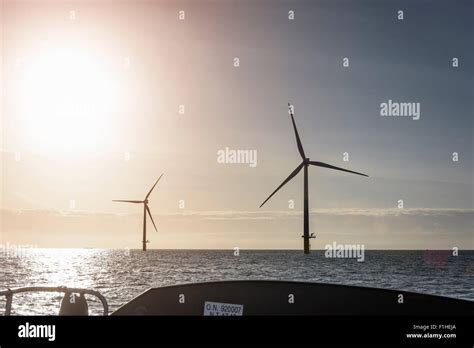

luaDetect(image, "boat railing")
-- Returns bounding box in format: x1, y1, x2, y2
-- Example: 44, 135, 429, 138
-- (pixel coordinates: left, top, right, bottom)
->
0, 286, 109, 316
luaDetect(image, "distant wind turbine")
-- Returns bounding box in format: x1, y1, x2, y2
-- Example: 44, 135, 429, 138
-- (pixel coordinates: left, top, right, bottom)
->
260, 104, 368, 254
113, 174, 163, 251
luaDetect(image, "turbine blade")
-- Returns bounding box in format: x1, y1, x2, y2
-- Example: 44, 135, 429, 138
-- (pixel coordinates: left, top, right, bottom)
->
259, 163, 304, 208
146, 205, 158, 232
112, 200, 144, 203
288, 103, 306, 159
309, 161, 368, 177
145, 173, 164, 199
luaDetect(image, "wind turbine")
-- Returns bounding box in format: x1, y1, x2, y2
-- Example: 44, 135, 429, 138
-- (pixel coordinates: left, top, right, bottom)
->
259, 104, 368, 254
113, 174, 163, 251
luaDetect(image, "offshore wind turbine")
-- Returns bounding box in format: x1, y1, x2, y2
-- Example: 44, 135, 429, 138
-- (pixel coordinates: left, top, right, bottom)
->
113, 174, 163, 251
260, 104, 368, 254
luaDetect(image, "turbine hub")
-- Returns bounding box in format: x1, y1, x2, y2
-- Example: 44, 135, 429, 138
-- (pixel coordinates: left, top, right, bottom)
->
144, 199, 149, 204
304, 158, 310, 164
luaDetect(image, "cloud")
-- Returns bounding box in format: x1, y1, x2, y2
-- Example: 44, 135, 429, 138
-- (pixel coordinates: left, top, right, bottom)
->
2, 207, 472, 220
1, 207, 472, 249
155, 208, 474, 220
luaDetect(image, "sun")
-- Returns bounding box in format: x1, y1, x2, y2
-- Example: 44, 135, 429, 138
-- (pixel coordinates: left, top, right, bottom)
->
17, 45, 118, 156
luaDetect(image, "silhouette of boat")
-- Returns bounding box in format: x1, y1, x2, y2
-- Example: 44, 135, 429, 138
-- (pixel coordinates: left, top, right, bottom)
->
1, 281, 472, 316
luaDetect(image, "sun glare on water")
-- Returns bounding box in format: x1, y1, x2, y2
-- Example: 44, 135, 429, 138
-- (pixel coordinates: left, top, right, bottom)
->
16, 46, 118, 156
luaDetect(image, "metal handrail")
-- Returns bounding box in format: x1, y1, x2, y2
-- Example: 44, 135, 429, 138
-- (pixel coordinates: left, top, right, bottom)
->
0, 286, 109, 316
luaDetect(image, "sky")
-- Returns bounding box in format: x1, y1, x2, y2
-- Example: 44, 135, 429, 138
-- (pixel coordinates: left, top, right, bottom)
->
1, 0, 472, 250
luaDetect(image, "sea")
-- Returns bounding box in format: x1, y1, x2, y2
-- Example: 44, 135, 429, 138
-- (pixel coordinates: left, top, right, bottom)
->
0, 249, 472, 315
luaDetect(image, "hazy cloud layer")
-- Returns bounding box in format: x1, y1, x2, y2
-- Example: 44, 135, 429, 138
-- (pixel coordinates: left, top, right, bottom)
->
2, 208, 472, 250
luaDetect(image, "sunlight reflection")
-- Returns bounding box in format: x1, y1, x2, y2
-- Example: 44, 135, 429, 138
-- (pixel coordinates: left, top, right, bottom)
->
19, 248, 105, 289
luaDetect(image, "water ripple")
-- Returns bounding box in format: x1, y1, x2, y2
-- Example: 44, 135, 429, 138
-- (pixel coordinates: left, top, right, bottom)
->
0, 249, 472, 315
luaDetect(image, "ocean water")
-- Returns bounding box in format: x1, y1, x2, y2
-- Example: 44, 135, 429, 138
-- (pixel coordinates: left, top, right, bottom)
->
0, 249, 472, 315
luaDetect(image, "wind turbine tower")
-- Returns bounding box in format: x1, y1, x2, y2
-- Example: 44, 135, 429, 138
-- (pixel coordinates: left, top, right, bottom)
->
113, 174, 163, 251
260, 104, 368, 254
